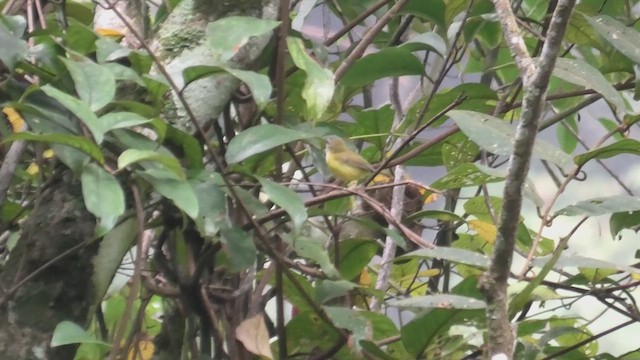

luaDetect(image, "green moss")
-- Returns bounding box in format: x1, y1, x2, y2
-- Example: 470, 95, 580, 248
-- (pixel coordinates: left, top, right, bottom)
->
160, 28, 205, 57
161, 97, 179, 121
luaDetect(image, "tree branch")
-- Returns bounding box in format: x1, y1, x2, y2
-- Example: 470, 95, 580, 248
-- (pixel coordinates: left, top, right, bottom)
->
479, 0, 577, 358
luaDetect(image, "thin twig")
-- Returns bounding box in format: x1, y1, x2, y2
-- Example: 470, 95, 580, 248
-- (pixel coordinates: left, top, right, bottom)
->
334, 0, 409, 80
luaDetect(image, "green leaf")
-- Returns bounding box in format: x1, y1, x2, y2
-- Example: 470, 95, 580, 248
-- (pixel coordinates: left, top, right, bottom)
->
334, 238, 379, 280
221, 226, 256, 271
405, 210, 465, 223
3, 132, 104, 164
552, 58, 625, 113
284, 234, 340, 278
398, 247, 490, 268
165, 125, 203, 170
401, 308, 483, 357
257, 177, 307, 233
91, 217, 136, 315
93, 112, 151, 144
574, 139, 640, 166
51, 321, 110, 347
206, 16, 280, 63
508, 281, 564, 301
402, 32, 447, 56
225, 124, 316, 163
340, 47, 425, 87
40, 85, 103, 141
610, 211, 640, 239
140, 171, 199, 219
287, 37, 335, 120
351, 105, 394, 150
431, 163, 504, 190
598, 118, 624, 141
0, 201, 23, 222
118, 149, 186, 180
189, 171, 227, 238
449, 110, 574, 170
586, 15, 640, 65
531, 254, 640, 275
0, 16, 28, 70
324, 307, 370, 350
388, 294, 486, 310
81, 163, 125, 233
557, 117, 578, 154
61, 57, 116, 111
316, 280, 357, 304
182, 65, 272, 109
401, 0, 445, 28
555, 195, 640, 217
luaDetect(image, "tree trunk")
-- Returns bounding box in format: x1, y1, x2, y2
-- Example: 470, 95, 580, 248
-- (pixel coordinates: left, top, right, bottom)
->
0, 170, 97, 359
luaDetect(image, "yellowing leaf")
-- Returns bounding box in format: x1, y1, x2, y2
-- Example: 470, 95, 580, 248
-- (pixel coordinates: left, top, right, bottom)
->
235, 314, 273, 359
127, 339, 155, 360
96, 28, 125, 38
43, 149, 55, 159
3, 106, 26, 132
359, 268, 371, 287
372, 173, 392, 183
632, 272, 640, 280
424, 193, 439, 204
468, 219, 497, 244
398, 268, 441, 282
25, 163, 39, 176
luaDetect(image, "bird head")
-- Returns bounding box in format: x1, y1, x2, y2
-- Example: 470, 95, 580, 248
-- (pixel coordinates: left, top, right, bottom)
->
325, 137, 349, 153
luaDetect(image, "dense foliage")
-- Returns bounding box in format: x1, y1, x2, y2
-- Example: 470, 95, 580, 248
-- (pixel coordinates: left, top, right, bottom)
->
1, 0, 640, 359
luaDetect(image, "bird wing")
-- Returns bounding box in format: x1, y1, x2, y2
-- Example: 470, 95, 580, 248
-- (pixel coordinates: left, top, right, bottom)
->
338, 153, 376, 172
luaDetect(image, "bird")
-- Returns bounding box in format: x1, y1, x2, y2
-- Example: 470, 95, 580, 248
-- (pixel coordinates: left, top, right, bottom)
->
325, 137, 376, 183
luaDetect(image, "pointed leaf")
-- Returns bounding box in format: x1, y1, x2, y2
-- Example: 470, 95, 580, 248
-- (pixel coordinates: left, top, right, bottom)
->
283, 234, 340, 278
287, 37, 334, 120
388, 294, 486, 310
221, 226, 256, 271
449, 110, 574, 170
610, 211, 640, 239
398, 247, 490, 268
3, 131, 104, 164
467, 219, 497, 244
431, 163, 504, 190
324, 307, 370, 351
225, 124, 315, 163
0, 16, 27, 70
118, 149, 186, 180
81, 163, 125, 233
405, 210, 465, 223
94, 112, 151, 144
340, 47, 425, 87
189, 172, 227, 238
51, 321, 110, 347
532, 254, 640, 275
235, 314, 273, 359
182, 65, 272, 109
555, 195, 640, 216
316, 280, 358, 304
553, 57, 625, 113
574, 139, 640, 166
257, 177, 307, 233
586, 15, 640, 64
61, 57, 116, 111
401, 308, 483, 357
140, 172, 198, 219
41, 85, 103, 142
206, 16, 280, 63
92, 218, 136, 312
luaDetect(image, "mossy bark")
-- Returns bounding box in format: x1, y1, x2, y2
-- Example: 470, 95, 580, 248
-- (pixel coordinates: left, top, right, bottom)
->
0, 171, 98, 359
